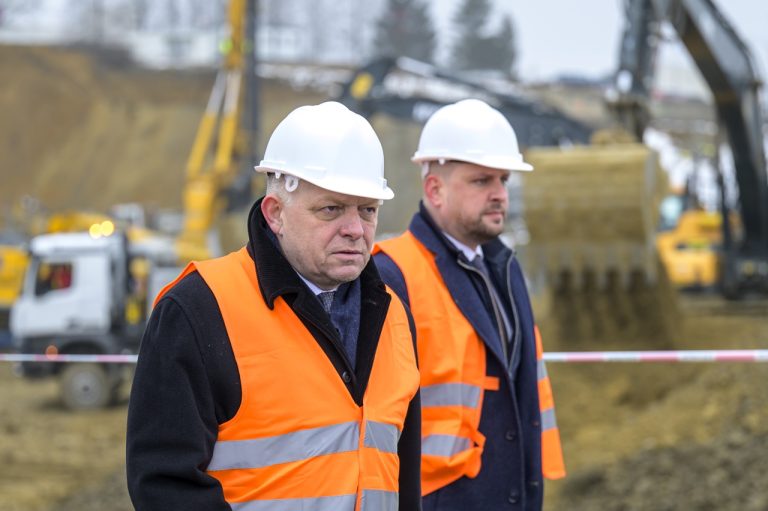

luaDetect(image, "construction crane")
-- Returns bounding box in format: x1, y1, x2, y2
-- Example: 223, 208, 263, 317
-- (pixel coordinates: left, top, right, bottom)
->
175, 0, 258, 262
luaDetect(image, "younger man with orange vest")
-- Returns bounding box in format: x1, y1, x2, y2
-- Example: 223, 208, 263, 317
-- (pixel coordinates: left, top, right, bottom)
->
127, 102, 422, 511
375, 99, 565, 510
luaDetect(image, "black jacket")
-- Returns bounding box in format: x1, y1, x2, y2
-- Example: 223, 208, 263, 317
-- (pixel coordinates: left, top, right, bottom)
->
375, 203, 544, 511
126, 199, 422, 511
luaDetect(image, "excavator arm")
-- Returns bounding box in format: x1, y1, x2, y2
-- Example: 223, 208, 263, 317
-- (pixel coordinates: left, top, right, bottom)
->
652, 0, 768, 295
605, 0, 768, 296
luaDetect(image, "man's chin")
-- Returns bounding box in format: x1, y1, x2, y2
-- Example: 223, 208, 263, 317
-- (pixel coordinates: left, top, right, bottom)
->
479, 221, 504, 238
327, 266, 365, 285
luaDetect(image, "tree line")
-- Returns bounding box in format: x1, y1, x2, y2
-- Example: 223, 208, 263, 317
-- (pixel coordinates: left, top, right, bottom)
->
374, 0, 517, 77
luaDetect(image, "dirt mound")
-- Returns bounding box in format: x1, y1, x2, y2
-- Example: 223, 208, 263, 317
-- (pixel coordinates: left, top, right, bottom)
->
47, 468, 132, 511
561, 429, 768, 511
542, 299, 768, 510
0, 45, 214, 217
0, 365, 130, 511
0, 44, 330, 239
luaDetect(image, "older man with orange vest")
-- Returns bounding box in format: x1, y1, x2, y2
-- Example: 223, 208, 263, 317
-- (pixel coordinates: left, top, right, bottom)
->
374, 99, 565, 510
127, 102, 422, 511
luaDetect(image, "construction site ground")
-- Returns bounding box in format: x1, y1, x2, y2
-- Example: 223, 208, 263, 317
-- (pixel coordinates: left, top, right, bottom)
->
2, 45, 768, 510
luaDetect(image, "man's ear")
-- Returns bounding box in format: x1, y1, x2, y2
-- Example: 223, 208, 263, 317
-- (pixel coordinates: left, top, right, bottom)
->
261, 195, 283, 236
423, 173, 444, 209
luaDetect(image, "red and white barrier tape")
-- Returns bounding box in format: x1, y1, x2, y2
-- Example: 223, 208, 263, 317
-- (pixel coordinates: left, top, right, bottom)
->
1, 350, 768, 364
543, 350, 768, 363
0, 353, 138, 363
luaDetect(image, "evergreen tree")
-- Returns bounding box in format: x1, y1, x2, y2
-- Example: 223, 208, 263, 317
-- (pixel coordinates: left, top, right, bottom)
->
450, 0, 492, 70
451, 0, 517, 76
494, 15, 517, 77
372, 0, 436, 63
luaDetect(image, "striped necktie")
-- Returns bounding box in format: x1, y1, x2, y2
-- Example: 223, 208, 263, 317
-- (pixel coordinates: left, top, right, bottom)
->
318, 291, 335, 314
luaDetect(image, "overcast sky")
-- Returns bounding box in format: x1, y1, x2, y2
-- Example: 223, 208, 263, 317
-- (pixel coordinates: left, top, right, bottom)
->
433, 0, 768, 92
11, 0, 768, 97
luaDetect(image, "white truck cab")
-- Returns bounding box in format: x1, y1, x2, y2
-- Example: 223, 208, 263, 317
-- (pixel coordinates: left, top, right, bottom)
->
11, 232, 126, 340
10, 230, 179, 409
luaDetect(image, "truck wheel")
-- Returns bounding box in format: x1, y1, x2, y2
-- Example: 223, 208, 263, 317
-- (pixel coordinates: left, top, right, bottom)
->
60, 363, 114, 410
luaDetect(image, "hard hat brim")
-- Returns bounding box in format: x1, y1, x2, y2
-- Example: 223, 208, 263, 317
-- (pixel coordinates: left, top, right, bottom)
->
411, 153, 534, 172
255, 165, 395, 200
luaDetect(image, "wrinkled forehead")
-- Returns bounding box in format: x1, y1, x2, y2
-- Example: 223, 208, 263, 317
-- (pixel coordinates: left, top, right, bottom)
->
290, 183, 382, 207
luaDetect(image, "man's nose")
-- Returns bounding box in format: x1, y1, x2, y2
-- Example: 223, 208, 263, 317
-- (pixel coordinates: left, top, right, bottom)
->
339, 209, 365, 238
489, 178, 508, 201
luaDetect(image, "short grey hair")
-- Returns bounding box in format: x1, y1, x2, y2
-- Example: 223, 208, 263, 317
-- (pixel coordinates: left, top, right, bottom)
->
265, 173, 298, 203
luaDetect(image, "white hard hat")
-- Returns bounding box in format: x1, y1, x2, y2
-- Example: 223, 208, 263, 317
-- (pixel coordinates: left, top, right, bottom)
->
412, 99, 533, 172
255, 101, 393, 200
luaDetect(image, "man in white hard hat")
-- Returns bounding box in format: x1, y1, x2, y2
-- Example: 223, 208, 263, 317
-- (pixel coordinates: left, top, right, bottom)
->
128, 102, 422, 511
374, 99, 565, 510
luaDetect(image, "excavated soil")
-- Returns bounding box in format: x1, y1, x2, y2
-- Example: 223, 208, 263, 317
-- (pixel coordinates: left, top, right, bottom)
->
0, 45, 211, 217
0, 44, 324, 235
2, 45, 768, 511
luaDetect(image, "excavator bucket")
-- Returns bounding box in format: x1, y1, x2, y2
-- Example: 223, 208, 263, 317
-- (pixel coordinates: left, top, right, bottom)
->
517, 141, 682, 348
520, 142, 668, 289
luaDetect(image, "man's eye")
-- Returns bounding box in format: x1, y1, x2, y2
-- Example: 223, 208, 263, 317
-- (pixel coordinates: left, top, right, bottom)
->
359, 206, 378, 220
316, 205, 343, 219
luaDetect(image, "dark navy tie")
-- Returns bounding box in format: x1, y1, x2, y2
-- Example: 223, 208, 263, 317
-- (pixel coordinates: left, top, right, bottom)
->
471, 256, 511, 361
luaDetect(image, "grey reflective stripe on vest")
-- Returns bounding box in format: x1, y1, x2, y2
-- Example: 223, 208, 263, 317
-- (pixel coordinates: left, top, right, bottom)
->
537, 360, 559, 432
537, 359, 549, 381
364, 421, 401, 454
421, 383, 481, 408
361, 489, 398, 510
541, 407, 558, 432
207, 421, 359, 471
422, 433, 472, 457
230, 494, 357, 511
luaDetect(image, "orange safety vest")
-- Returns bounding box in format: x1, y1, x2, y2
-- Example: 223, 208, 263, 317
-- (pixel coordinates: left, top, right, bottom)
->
375, 232, 564, 495
156, 247, 421, 510
535, 324, 566, 479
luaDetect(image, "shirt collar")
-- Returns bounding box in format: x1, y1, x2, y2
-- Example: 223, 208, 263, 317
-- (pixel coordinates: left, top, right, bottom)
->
296, 273, 338, 296
442, 231, 484, 262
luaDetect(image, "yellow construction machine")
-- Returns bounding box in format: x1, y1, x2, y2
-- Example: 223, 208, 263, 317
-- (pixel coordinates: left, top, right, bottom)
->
655, 205, 722, 289
175, 0, 258, 262
526, 0, 768, 300
0, 243, 27, 314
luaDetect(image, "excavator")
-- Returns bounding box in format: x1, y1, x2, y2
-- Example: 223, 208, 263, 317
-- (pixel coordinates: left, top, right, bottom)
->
338, 0, 768, 302
594, 0, 768, 299
337, 0, 767, 348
